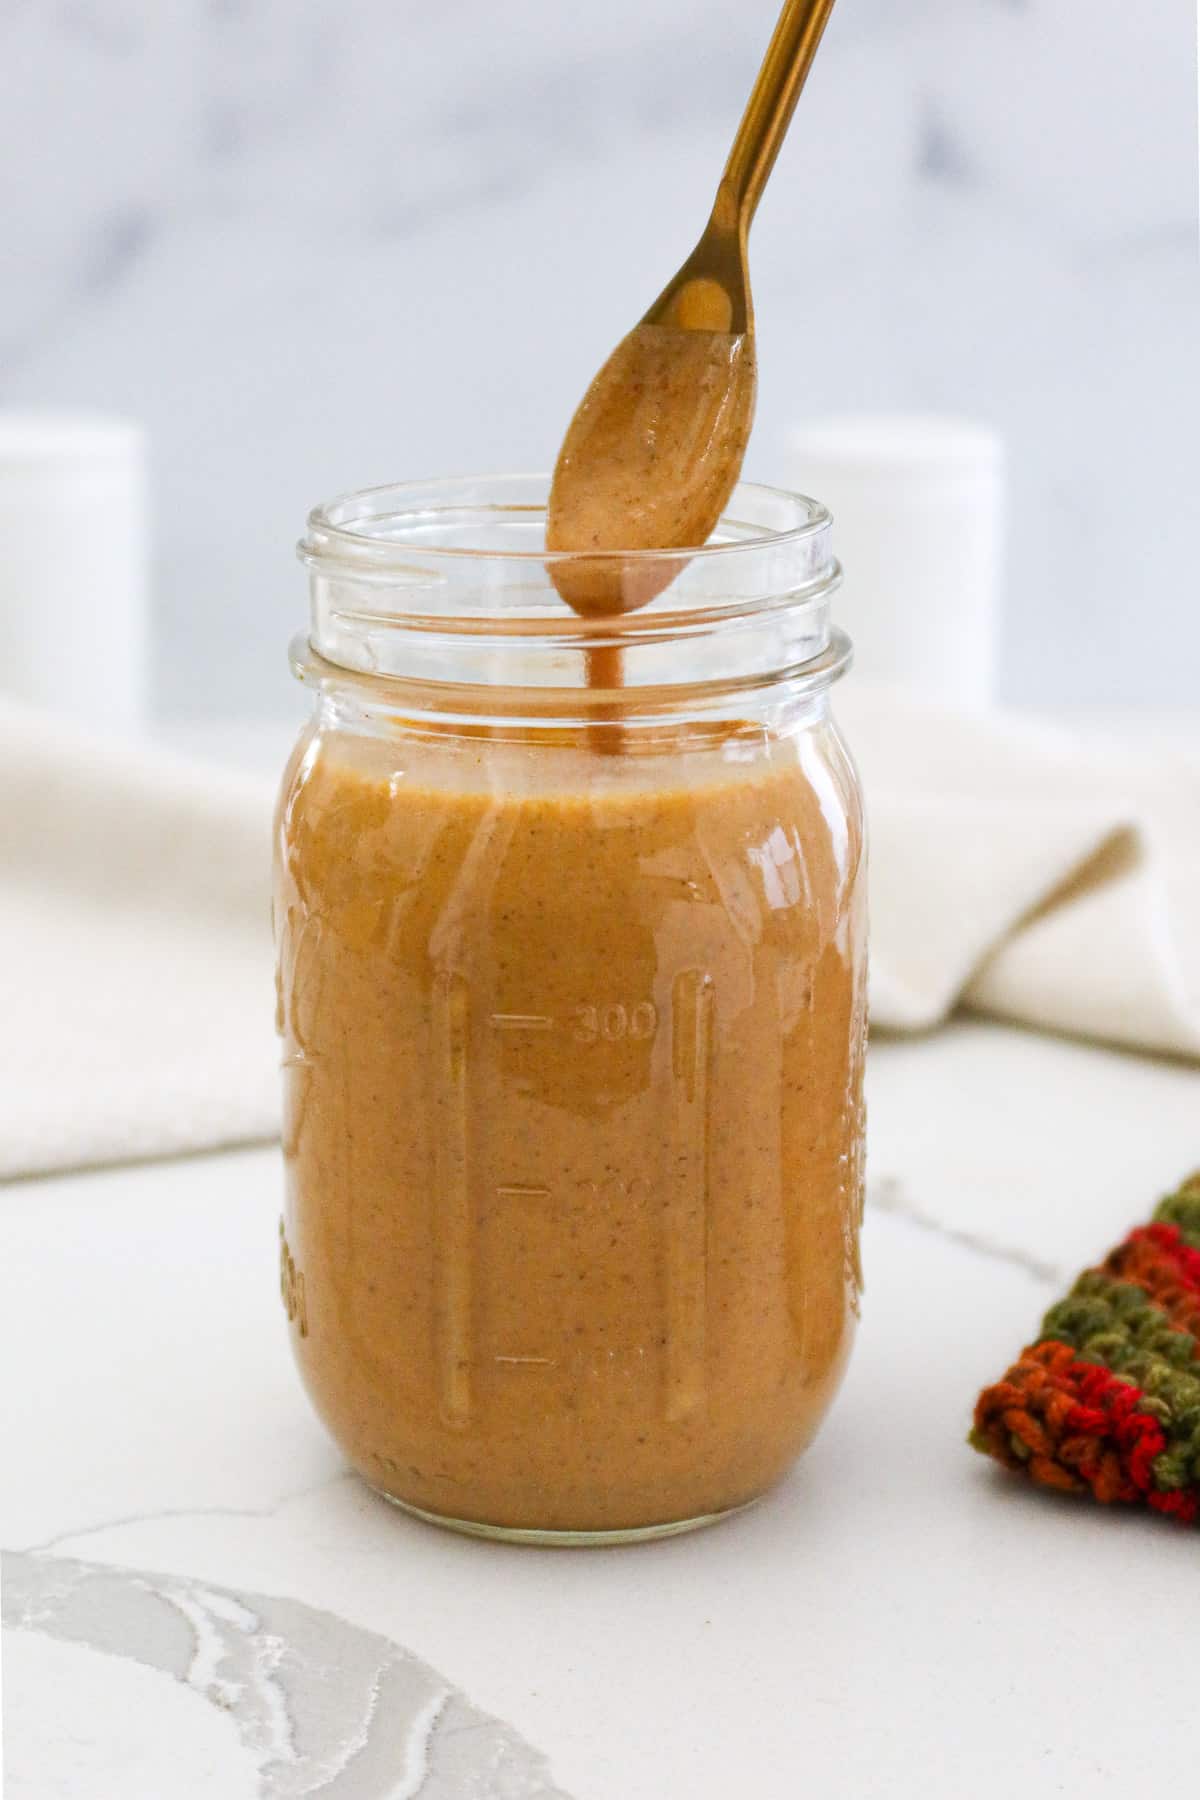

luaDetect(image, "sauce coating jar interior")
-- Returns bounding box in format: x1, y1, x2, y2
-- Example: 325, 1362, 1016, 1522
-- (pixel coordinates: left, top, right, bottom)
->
275, 475, 866, 1544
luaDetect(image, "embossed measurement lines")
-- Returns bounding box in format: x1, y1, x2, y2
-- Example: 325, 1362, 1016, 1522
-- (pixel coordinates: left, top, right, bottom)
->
488, 1003, 658, 1044
432, 972, 713, 1429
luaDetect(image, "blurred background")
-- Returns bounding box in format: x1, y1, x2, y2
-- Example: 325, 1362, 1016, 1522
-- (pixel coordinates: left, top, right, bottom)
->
1, 0, 1197, 721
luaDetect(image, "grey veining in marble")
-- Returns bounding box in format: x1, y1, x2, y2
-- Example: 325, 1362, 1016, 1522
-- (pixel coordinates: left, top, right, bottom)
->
3, 1551, 573, 1799
0, 0, 1196, 718
868, 1174, 1065, 1289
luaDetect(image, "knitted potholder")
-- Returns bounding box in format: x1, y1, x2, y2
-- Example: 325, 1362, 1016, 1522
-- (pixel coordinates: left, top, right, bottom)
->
971, 1174, 1200, 1526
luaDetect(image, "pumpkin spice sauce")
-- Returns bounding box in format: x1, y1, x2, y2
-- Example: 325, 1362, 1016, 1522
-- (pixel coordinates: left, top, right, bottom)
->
276, 715, 865, 1534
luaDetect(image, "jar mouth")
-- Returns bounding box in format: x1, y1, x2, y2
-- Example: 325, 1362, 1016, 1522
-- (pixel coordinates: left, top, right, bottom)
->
303, 472, 832, 575
298, 474, 843, 697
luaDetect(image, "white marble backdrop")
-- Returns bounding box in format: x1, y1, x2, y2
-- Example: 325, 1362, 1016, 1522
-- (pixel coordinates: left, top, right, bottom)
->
1, 0, 1196, 717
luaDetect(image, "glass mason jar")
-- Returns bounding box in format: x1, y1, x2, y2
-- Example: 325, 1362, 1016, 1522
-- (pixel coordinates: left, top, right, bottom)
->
274, 475, 866, 1544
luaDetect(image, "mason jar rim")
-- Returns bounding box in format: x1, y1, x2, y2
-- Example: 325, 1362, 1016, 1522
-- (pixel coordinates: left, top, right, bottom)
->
301, 472, 833, 574
295, 473, 846, 707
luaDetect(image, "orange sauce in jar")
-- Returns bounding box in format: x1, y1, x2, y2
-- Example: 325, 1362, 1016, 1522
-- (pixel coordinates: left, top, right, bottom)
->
275, 713, 865, 1538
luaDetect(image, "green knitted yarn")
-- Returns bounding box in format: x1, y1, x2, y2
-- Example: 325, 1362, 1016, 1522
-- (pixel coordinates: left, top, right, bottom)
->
1155, 1189, 1200, 1250
1045, 1273, 1198, 1370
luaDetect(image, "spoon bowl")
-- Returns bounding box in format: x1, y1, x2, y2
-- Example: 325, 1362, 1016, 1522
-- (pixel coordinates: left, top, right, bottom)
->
545, 315, 755, 616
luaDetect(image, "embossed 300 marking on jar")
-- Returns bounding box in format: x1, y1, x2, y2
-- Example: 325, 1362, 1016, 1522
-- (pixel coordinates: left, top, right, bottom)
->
274, 476, 867, 1545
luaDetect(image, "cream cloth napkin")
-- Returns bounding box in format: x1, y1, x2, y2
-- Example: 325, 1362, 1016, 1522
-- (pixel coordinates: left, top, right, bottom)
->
838, 685, 1200, 1060
1, 689, 1196, 1180
0, 703, 278, 1180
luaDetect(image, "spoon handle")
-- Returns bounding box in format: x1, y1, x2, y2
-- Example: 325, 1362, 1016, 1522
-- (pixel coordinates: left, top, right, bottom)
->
714, 0, 838, 235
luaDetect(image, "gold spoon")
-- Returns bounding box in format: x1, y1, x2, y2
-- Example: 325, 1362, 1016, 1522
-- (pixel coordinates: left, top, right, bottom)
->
546, 0, 839, 619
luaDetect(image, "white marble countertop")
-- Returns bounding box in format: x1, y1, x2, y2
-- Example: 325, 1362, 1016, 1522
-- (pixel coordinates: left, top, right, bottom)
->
4, 1019, 1198, 1798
